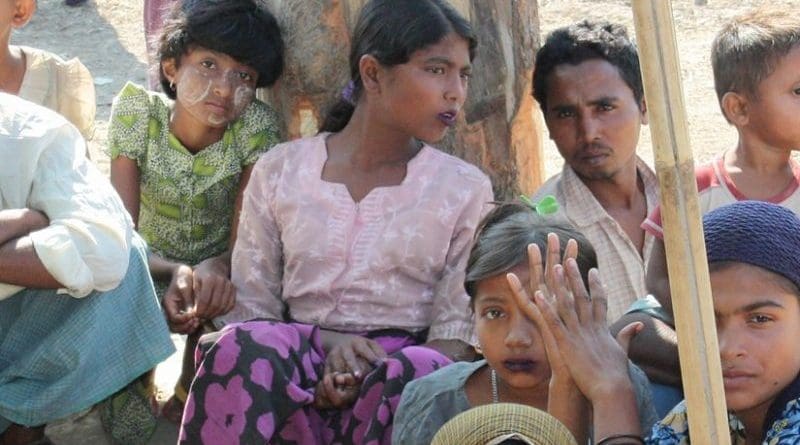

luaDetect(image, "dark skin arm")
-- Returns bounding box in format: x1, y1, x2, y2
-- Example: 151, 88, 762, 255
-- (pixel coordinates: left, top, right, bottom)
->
613, 238, 681, 385
610, 312, 681, 386
0, 236, 62, 289
0, 209, 61, 288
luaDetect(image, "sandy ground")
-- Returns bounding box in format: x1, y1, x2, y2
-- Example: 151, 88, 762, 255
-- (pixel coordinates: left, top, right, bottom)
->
12, 0, 796, 443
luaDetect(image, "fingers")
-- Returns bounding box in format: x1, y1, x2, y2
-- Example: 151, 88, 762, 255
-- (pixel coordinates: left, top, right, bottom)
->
544, 233, 562, 292
194, 275, 236, 320
565, 258, 592, 324
325, 349, 348, 376
527, 243, 544, 294
508, 272, 536, 319
352, 340, 386, 371
552, 265, 579, 332
563, 238, 578, 263
174, 266, 195, 309
615, 322, 644, 355
588, 269, 610, 323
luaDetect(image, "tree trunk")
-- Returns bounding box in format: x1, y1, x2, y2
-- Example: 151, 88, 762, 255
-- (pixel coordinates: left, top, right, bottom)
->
259, 0, 543, 199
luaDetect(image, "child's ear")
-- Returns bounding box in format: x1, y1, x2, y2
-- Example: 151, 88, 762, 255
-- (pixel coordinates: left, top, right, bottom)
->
721, 91, 749, 126
359, 54, 382, 96
161, 58, 178, 85
11, 0, 36, 28
639, 98, 648, 125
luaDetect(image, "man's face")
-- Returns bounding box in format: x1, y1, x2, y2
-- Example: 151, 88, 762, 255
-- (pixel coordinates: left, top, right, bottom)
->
543, 59, 646, 181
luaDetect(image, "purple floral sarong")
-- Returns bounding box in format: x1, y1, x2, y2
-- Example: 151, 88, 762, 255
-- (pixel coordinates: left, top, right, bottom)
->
179, 319, 451, 444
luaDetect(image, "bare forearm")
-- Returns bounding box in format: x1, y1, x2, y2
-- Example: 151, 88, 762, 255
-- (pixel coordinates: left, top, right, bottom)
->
591, 383, 642, 441
148, 251, 186, 281
612, 312, 681, 386
548, 382, 589, 444
0, 236, 62, 288
0, 209, 48, 246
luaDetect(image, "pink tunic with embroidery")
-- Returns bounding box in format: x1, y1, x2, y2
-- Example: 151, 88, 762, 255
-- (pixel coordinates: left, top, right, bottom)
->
221, 134, 494, 343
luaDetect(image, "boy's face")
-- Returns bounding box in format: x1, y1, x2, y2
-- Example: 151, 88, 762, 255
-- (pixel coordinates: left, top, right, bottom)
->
543, 59, 647, 182
712, 262, 800, 418
742, 45, 800, 151
473, 264, 551, 394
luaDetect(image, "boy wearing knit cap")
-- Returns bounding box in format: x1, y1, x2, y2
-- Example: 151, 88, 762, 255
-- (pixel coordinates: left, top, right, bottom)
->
533, 201, 800, 442
614, 7, 800, 412
646, 201, 800, 441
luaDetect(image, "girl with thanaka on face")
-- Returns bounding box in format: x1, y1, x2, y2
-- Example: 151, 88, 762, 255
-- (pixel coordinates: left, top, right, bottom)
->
393, 202, 657, 444
107, 0, 284, 425
530, 201, 800, 443
0, 0, 96, 139
179, 0, 494, 443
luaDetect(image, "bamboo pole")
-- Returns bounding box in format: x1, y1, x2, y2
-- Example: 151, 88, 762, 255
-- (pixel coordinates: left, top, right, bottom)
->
631, 1, 730, 441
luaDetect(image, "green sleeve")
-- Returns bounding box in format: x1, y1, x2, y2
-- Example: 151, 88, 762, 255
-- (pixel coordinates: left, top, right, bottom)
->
107, 82, 156, 165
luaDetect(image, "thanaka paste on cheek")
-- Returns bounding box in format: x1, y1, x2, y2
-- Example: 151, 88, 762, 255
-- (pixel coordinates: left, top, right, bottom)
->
175, 65, 255, 127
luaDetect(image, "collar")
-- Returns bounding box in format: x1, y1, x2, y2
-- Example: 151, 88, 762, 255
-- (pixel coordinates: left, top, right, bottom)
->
763, 371, 800, 431
558, 156, 658, 228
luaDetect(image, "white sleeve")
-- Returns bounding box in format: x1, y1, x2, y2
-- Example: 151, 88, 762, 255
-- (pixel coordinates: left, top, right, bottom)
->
26, 121, 132, 297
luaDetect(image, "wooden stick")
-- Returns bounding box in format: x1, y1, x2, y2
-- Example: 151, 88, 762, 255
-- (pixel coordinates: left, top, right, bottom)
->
631, 1, 730, 441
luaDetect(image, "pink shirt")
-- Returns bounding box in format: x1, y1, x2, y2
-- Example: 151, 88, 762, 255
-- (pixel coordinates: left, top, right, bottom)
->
222, 134, 494, 343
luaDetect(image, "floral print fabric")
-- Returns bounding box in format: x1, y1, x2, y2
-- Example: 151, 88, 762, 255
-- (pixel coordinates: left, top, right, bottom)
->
179, 320, 451, 444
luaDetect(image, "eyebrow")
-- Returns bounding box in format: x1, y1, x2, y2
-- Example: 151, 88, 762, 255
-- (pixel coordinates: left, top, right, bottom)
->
549, 96, 619, 113
475, 295, 510, 305
424, 56, 472, 70
714, 300, 785, 317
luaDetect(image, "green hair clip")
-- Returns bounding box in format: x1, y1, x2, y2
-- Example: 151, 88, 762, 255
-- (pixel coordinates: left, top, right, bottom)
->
519, 194, 559, 215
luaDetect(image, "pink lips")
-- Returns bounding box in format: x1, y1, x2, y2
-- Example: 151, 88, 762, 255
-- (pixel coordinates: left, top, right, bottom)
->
437, 111, 458, 127
205, 101, 228, 114
722, 370, 755, 389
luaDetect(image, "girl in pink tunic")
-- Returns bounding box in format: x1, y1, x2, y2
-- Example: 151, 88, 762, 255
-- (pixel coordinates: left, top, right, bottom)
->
179, 0, 494, 443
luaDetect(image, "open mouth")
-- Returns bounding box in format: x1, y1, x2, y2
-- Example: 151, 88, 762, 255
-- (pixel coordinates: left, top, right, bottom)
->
437, 111, 457, 127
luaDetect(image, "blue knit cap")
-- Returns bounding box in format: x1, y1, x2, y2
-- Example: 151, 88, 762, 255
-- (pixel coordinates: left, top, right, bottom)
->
703, 201, 800, 291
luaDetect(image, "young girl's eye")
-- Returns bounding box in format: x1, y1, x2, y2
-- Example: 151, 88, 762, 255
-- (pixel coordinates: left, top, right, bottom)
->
238, 72, 254, 82
483, 308, 505, 320
200, 60, 216, 70
793, 87, 800, 96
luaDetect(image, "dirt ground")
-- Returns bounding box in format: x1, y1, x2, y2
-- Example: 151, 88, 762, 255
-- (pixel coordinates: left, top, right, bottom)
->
12, 0, 795, 443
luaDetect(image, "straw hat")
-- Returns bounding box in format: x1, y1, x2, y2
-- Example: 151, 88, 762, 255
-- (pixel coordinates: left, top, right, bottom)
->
430, 403, 577, 445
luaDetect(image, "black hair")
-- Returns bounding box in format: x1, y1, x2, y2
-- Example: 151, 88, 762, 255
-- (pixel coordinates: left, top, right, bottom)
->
157, 0, 284, 99
464, 202, 597, 304
532, 20, 643, 113
319, 0, 477, 133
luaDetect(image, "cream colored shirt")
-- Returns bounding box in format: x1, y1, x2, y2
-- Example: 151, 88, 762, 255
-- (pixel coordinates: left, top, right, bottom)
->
532, 157, 659, 323
17, 46, 96, 140
0, 93, 131, 300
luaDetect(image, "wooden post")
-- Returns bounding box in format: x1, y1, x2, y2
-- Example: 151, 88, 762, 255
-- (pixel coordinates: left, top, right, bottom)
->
631, 1, 730, 441
258, 0, 543, 199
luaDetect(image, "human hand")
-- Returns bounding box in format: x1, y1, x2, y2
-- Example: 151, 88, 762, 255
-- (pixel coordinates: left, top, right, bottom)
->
322, 332, 387, 379
516, 235, 578, 388
313, 371, 361, 410
512, 258, 641, 402
162, 264, 200, 334
192, 256, 236, 320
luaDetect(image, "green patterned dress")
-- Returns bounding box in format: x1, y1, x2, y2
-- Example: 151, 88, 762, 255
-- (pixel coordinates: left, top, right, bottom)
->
108, 82, 281, 293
